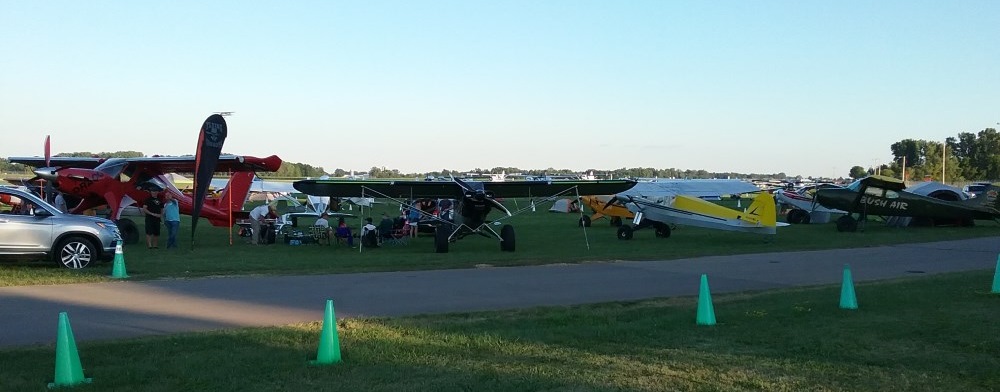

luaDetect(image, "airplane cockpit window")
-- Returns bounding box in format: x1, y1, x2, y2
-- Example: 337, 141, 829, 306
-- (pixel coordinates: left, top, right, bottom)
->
846, 179, 863, 192
95, 159, 129, 178
885, 190, 899, 199
864, 186, 884, 197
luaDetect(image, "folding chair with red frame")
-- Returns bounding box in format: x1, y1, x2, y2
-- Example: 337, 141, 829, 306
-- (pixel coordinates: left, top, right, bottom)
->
380, 224, 409, 246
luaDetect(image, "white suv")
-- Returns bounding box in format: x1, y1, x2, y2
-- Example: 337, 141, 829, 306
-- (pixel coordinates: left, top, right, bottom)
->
0, 187, 120, 269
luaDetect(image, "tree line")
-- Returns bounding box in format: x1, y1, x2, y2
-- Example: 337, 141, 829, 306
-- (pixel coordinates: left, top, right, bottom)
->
848, 127, 999, 182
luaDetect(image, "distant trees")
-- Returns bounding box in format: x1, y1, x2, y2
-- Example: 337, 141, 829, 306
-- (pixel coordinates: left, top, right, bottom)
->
849, 166, 867, 179
878, 128, 999, 182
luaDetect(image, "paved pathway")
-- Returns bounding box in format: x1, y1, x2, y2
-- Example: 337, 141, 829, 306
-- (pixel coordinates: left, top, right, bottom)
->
2, 237, 998, 347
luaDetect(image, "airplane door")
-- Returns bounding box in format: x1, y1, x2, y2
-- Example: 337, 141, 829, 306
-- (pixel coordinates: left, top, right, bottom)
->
0, 205, 54, 254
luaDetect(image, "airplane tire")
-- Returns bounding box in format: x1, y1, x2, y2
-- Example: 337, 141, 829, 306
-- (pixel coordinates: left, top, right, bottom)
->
116, 218, 140, 245
500, 224, 515, 252
434, 225, 450, 253
786, 209, 803, 224
836, 216, 858, 232
800, 213, 811, 225
654, 223, 671, 238
610, 216, 623, 227
616, 225, 634, 240
578, 215, 591, 227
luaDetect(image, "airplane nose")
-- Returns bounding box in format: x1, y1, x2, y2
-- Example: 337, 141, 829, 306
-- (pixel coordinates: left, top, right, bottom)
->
34, 167, 59, 182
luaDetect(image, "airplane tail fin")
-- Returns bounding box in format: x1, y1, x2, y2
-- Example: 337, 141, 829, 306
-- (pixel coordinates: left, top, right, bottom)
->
742, 192, 778, 227
963, 183, 1000, 212
207, 171, 255, 225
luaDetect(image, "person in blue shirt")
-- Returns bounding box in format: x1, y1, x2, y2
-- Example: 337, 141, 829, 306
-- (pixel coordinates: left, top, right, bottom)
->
162, 191, 181, 249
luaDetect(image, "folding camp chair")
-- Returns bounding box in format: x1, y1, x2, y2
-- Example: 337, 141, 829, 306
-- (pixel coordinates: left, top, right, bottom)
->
380, 225, 409, 246
309, 225, 331, 245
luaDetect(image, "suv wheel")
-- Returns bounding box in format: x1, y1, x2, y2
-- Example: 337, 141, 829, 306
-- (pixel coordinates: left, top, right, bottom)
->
55, 236, 96, 269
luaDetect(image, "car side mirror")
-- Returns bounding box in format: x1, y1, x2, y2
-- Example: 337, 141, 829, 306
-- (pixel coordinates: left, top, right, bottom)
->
32, 208, 53, 217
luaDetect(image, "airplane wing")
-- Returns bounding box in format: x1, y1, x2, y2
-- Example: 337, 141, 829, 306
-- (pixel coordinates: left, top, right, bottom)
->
293, 179, 637, 198
11, 155, 281, 174
8, 156, 105, 168
622, 179, 760, 199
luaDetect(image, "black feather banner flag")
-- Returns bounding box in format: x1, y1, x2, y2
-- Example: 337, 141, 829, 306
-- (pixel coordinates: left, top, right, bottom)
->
191, 114, 228, 248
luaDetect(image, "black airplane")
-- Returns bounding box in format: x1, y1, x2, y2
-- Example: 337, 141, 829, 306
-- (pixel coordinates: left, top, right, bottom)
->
292, 176, 636, 253
815, 175, 1000, 232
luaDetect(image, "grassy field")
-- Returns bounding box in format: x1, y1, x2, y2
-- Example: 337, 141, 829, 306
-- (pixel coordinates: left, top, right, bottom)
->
1, 270, 997, 391
2, 198, 999, 286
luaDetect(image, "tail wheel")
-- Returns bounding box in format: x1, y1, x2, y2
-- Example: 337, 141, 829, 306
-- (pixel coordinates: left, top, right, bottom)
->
610, 216, 623, 227
654, 223, 671, 238
578, 215, 591, 227
500, 224, 515, 252
116, 218, 140, 245
434, 225, 450, 253
54, 236, 96, 269
836, 216, 858, 232
616, 225, 634, 240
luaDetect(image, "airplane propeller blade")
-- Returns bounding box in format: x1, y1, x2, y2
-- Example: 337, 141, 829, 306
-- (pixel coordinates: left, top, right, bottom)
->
487, 197, 513, 217
44, 135, 51, 167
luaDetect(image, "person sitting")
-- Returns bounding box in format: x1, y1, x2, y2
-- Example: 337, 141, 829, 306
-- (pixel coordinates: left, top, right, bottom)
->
361, 217, 379, 248
313, 212, 333, 243
334, 217, 354, 247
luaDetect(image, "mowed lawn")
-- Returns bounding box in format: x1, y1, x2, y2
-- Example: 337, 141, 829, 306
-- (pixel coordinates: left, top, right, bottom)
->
3, 198, 1000, 286
1, 270, 997, 391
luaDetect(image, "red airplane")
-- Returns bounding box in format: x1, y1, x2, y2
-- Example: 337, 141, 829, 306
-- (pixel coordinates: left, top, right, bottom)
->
8, 155, 282, 244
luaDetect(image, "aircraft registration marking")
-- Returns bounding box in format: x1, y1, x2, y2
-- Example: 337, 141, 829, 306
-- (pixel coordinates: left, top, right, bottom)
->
860, 196, 908, 210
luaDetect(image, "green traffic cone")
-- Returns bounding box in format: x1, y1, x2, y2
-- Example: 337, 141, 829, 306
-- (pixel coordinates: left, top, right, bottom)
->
991, 255, 1000, 294
110, 241, 128, 279
48, 312, 92, 389
696, 274, 716, 326
309, 299, 342, 365
840, 264, 858, 310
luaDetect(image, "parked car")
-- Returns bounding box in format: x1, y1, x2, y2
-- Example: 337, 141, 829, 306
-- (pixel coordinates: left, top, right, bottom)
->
963, 182, 990, 199
0, 186, 120, 269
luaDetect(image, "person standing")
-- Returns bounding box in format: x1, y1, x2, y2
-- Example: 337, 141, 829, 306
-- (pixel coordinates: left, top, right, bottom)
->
248, 204, 276, 245
140, 188, 163, 249
53, 192, 68, 213
162, 191, 181, 249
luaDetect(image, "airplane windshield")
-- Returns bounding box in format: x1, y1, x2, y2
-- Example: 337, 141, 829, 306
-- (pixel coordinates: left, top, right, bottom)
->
846, 179, 864, 192
94, 159, 128, 178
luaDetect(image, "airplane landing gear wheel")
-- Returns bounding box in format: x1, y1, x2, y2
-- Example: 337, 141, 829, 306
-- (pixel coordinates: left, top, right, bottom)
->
578, 215, 591, 227
616, 225, 634, 240
800, 212, 811, 224
786, 209, 804, 224
836, 216, 858, 232
434, 226, 450, 253
116, 218, 139, 245
654, 223, 671, 238
500, 224, 515, 252
610, 216, 623, 227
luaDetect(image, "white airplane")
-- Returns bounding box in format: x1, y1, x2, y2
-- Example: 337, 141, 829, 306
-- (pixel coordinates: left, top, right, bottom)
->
600, 179, 788, 239
773, 184, 845, 224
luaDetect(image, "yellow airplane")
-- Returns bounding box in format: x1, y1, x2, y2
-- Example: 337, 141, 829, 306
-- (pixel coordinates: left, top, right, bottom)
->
577, 179, 787, 239
578, 195, 634, 227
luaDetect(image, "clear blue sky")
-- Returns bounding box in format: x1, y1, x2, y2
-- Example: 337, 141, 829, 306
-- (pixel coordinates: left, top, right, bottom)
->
2, 1, 997, 178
